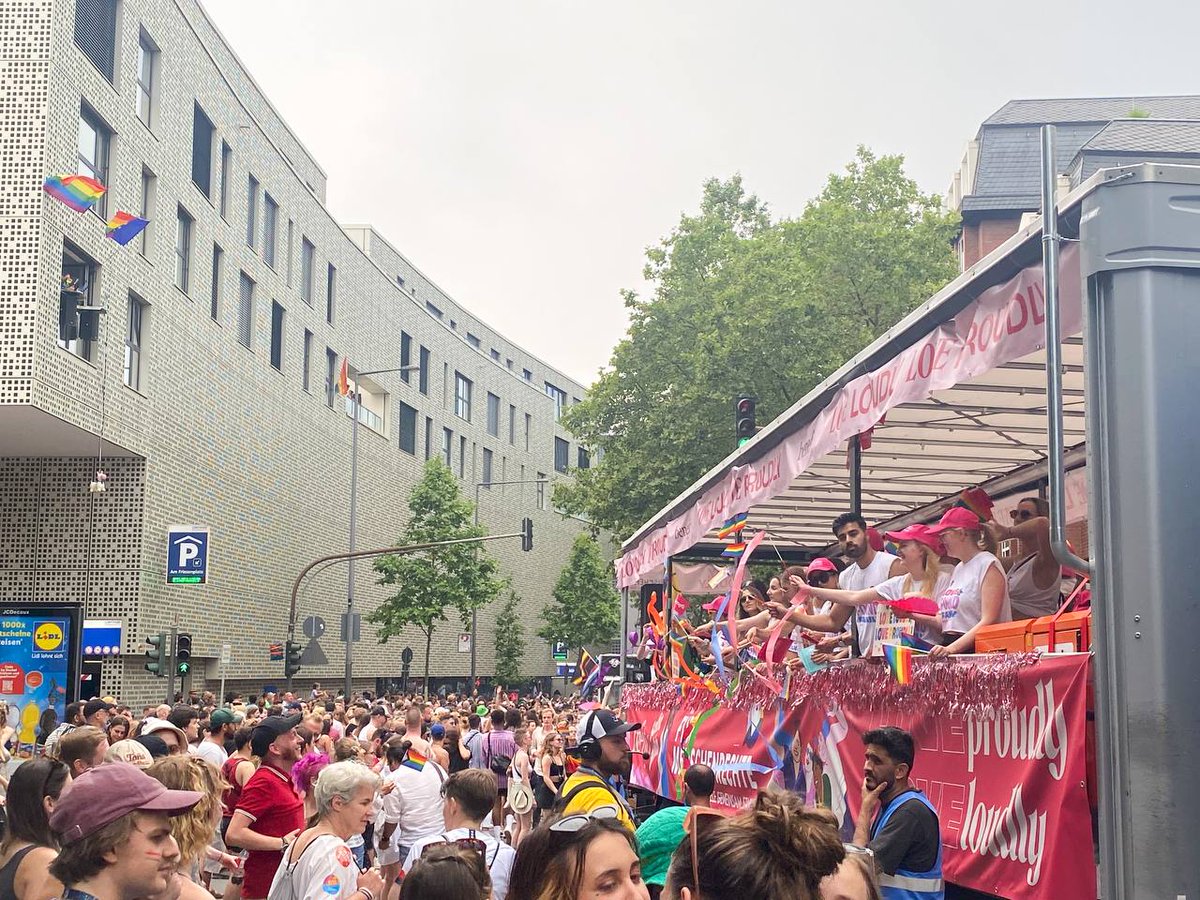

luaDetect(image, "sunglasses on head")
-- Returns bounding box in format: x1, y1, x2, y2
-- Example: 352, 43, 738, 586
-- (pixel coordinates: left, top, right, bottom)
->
549, 805, 619, 843
683, 807, 726, 891
422, 836, 488, 865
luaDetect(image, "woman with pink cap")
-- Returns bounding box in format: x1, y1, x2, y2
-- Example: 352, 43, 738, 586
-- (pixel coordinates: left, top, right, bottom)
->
925, 506, 1012, 656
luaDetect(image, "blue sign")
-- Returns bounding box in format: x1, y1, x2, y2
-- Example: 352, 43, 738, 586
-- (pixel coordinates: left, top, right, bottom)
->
82, 619, 123, 657
167, 527, 209, 585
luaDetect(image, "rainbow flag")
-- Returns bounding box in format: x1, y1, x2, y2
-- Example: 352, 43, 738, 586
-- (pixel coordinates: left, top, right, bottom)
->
716, 513, 748, 540
337, 357, 350, 397
401, 748, 428, 771
572, 648, 596, 686
882, 642, 922, 685
105, 211, 149, 246
901, 632, 935, 653
721, 541, 747, 559
43, 175, 106, 212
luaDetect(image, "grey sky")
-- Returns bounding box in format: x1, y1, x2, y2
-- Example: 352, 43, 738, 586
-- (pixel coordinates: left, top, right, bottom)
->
204, 0, 1199, 385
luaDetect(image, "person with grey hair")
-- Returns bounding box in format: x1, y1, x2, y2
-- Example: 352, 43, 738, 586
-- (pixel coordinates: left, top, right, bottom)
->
266, 761, 385, 900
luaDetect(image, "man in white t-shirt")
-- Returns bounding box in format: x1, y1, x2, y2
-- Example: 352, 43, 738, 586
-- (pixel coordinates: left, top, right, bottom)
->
193, 708, 235, 766
359, 706, 387, 745
403, 769, 515, 900
376, 738, 445, 900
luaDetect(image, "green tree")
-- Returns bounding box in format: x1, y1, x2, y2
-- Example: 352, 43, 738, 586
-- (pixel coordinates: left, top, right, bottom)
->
556, 150, 959, 537
538, 533, 621, 651
372, 459, 502, 688
493, 586, 525, 689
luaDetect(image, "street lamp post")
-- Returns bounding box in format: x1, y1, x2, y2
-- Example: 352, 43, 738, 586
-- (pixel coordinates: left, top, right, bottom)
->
344, 364, 420, 702
471, 478, 548, 684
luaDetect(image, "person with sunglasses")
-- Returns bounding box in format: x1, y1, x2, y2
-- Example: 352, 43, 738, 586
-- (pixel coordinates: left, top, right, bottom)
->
403, 769, 516, 900
0, 757, 69, 900
983, 496, 1064, 620
635, 764, 717, 898
508, 806, 648, 900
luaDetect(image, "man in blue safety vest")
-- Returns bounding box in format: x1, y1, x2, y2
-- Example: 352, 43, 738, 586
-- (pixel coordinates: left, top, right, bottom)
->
851, 726, 943, 900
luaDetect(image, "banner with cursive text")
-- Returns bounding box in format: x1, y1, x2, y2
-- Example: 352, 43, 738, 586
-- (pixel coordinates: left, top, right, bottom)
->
625, 654, 1094, 900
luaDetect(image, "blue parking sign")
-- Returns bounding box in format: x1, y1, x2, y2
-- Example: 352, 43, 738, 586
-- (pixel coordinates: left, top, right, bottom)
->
167, 527, 209, 585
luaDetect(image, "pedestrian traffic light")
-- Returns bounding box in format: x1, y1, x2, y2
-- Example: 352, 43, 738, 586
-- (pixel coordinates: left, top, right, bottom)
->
176, 632, 193, 676
521, 517, 534, 552
735, 396, 757, 446
284, 640, 303, 679
145, 632, 167, 677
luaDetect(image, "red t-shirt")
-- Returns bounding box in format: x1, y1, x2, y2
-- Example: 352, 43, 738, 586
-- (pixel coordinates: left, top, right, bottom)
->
234, 762, 305, 899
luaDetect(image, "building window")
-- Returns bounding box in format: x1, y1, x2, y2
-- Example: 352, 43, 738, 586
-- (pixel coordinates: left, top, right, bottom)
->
577, 447, 591, 470
454, 372, 472, 421
418, 346, 430, 395
536, 473, 547, 510
398, 402, 418, 455
237, 272, 254, 348
506, 358, 513, 371
191, 103, 215, 199
426, 301, 443, 319
60, 242, 98, 361
136, 30, 157, 127
210, 243, 223, 320
123, 293, 147, 391
74, 0, 117, 81
302, 329, 313, 392
554, 437, 570, 474
442, 427, 453, 468
459, 436, 467, 478
138, 167, 156, 257
467, 333, 481, 350
482, 448, 493, 486
508, 404, 516, 445
486, 392, 500, 437
175, 207, 193, 294
269, 300, 285, 370
522, 368, 533, 382
524, 413, 531, 452
300, 237, 314, 304
325, 348, 338, 408
326, 263, 337, 324
490, 348, 501, 362
424, 417, 433, 460
77, 105, 111, 217
219, 142, 232, 219
286, 219, 294, 286
344, 373, 387, 433
263, 194, 279, 269
246, 175, 259, 249
400, 332, 412, 383
545, 382, 567, 421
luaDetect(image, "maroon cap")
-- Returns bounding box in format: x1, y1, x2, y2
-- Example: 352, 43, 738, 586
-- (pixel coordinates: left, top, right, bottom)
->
50, 762, 202, 844
927, 506, 982, 534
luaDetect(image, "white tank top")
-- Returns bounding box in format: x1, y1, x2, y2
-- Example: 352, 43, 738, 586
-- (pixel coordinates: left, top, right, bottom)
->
839, 551, 899, 656
939, 552, 1012, 636
1007, 555, 1061, 620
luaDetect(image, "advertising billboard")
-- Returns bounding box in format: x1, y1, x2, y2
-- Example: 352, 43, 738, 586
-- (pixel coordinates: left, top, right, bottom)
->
0, 603, 82, 750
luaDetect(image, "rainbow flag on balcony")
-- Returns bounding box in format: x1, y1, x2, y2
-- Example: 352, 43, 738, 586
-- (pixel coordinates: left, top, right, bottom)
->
43, 175, 106, 212
105, 211, 150, 246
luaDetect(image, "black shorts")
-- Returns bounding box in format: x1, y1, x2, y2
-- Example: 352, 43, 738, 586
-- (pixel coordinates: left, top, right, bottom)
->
219, 815, 241, 852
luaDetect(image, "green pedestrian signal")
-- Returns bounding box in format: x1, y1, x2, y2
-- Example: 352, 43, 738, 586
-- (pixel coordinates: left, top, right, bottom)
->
176, 632, 193, 676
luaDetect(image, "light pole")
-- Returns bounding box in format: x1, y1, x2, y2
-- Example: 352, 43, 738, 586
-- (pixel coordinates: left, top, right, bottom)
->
471, 478, 548, 684
344, 364, 420, 702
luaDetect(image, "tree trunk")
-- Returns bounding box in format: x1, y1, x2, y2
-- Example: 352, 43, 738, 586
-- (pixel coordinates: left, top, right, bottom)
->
424, 626, 433, 696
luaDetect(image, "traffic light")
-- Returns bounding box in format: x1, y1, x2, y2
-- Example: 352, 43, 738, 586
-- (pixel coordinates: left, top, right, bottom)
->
176, 632, 193, 677
735, 396, 757, 446
521, 517, 534, 552
284, 640, 303, 679
144, 632, 167, 677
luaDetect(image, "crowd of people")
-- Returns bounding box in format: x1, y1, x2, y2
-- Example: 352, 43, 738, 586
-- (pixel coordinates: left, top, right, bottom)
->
0, 680, 942, 899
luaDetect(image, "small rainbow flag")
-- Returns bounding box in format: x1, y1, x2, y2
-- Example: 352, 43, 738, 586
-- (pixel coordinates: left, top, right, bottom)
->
883, 642, 924, 685
900, 632, 935, 653
401, 748, 428, 772
721, 541, 747, 559
337, 357, 350, 397
105, 211, 149, 246
716, 513, 748, 540
43, 175, 106, 212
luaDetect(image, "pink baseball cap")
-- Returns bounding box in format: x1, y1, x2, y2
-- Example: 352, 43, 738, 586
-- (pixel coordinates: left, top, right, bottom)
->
50, 762, 202, 845
702, 596, 728, 612
884, 524, 945, 554
807, 557, 838, 573
927, 506, 982, 534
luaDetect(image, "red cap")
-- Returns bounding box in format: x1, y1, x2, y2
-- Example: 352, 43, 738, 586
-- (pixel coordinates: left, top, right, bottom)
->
50, 762, 202, 844
807, 557, 838, 573
959, 487, 994, 518
884, 524, 945, 555
927, 506, 982, 534
867, 527, 884, 552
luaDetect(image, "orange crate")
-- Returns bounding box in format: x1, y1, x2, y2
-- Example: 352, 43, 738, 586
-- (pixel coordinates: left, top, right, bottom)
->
1030, 609, 1091, 653
975, 619, 1034, 653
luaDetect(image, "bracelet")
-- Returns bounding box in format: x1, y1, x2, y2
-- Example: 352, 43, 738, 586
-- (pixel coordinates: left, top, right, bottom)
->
359, 889, 375, 900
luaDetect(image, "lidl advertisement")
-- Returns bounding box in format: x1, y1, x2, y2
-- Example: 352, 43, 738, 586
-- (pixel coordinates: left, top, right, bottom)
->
0, 604, 80, 750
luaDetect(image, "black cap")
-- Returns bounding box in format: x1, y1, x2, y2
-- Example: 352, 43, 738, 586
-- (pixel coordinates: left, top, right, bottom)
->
577, 709, 641, 744
250, 713, 302, 757
83, 699, 114, 718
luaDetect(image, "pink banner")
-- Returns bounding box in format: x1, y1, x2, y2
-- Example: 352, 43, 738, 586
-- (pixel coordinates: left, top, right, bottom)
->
617, 246, 1081, 588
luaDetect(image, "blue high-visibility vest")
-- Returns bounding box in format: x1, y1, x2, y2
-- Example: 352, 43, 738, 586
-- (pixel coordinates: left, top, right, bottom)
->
870, 789, 944, 900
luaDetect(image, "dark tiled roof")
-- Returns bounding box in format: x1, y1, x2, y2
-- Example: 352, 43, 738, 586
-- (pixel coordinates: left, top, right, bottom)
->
1080, 119, 1200, 153
984, 96, 1200, 126
970, 123, 1101, 200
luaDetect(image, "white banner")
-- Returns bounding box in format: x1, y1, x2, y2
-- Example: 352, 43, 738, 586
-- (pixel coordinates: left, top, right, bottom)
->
616, 245, 1082, 588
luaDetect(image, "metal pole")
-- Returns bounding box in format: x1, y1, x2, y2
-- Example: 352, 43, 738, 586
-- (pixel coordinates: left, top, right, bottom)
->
471, 483, 481, 684
346, 388, 360, 702
848, 434, 862, 515
1040, 124, 1092, 576
619, 587, 629, 684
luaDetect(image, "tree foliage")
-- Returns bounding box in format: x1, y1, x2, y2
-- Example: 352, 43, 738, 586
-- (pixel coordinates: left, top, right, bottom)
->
555, 149, 959, 538
492, 586, 525, 688
538, 533, 621, 650
372, 459, 502, 687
